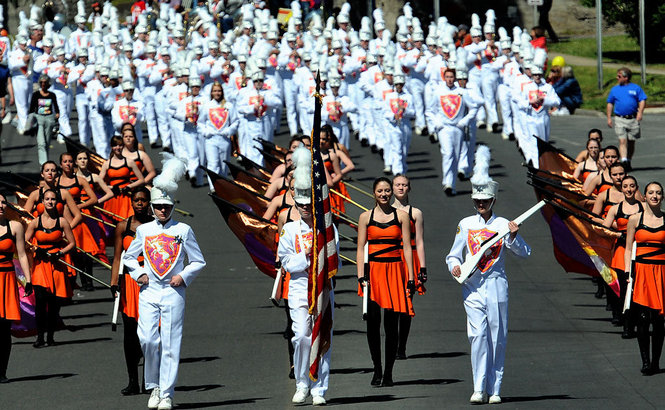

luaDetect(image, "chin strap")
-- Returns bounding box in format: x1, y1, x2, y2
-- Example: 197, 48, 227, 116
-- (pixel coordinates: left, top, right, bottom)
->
150, 204, 175, 222
473, 198, 496, 214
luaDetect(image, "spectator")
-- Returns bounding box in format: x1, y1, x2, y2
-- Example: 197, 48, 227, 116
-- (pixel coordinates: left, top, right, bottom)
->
552, 66, 582, 115
606, 67, 647, 171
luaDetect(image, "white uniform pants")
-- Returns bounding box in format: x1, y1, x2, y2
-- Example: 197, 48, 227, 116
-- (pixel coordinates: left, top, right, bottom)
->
53, 89, 72, 136
144, 94, 158, 144
75, 94, 90, 146
463, 276, 508, 396
360, 98, 374, 144
13, 76, 32, 131
183, 124, 204, 184
155, 93, 172, 149
89, 108, 110, 157
438, 126, 463, 189
457, 122, 477, 178
372, 107, 386, 150
283, 79, 298, 135
408, 79, 426, 130
289, 273, 332, 397
480, 76, 499, 126
497, 84, 513, 136
138, 283, 186, 399
171, 119, 186, 162
298, 107, 312, 137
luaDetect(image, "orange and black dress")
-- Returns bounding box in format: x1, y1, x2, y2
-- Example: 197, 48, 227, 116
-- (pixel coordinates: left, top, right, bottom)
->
359, 208, 414, 316
32, 187, 65, 218
128, 150, 146, 182
120, 217, 141, 321
0, 223, 20, 322
405, 206, 425, 295
596, 173, 613, 195
31, 216, 73, 299
612, 202, 644, 274
104, 158, 135, 219
79, 173, 109, 260
57, 176, 100, 256
580, 159, 597, 183
632, 214, 665, 314
322, 151, 350, 215
600, 189, 618, 219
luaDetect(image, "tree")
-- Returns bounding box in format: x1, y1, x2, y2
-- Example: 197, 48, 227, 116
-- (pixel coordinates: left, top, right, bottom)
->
581, 0, 665, 56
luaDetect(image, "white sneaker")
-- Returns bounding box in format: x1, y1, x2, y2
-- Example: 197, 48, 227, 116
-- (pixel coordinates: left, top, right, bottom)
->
383, 166, 392, 174
501, 132, 509, 140
157, 397, 173, 410
292, 387, 309, 404
2, 112, 11, 124
414, 126, 422, 136
148, 388, 161, 409
470, 391, 487, 404
489, 395, 502, 404
312, 395, 326, 406
477, 121, 486, 128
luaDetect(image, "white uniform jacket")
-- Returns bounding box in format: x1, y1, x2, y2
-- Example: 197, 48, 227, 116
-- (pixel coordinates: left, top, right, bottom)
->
445, 213, 531, 285
124, 219, 206, 287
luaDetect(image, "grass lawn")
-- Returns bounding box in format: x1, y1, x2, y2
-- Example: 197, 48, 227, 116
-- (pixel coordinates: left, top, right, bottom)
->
571, 66, 665, 111
549, 35, 665, 67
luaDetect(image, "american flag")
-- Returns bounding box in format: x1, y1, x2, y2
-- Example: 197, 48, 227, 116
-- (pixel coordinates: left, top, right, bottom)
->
308, 72, 338, 381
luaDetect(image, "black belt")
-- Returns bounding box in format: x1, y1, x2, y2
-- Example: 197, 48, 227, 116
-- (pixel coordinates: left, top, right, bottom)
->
616, 114, 636, 119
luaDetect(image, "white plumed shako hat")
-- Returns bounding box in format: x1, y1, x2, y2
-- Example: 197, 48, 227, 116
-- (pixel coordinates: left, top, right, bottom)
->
470, 145, 498, 200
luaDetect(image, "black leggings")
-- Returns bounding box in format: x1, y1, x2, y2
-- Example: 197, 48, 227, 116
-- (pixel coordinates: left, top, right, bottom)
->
122, 313, 143, 384
0, 318, 11, 377
636, 304, 665, 368
283, 300, 294, 368
398, 313, 412, 355
74, 253, 94, 289
34, 285, 61, 341
366, 300, 399, 376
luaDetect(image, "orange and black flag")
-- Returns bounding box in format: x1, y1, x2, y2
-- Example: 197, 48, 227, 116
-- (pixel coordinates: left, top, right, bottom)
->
225, 161, 270, 195
205, 168, 270, 216
209, 194, 278, 278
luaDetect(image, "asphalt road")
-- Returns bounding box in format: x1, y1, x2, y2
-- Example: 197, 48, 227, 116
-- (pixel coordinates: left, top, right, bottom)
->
1, 110, 664, 409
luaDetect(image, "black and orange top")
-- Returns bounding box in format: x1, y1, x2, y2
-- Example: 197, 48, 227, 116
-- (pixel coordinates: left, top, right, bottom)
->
121, 216, 144, 266
106, 158, 133, 190
580, 159, 596, 182
33, 187, 65, 217
276, 177, 288, 198
616, 201, 644, 243
34, 216, 65, 255
78, 173, 95, 203
601, 189, 618, 219
0, 221, 16, 272
634, 213, 665, 266
128, 150, 146, 182
597, 173, 613, 194
57, 175, 83, 204
367, 208, 403, 263
277, 193, 291, 215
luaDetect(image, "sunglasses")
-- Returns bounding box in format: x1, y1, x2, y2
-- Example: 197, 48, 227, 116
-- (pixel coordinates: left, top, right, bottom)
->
153, 204, 173, 210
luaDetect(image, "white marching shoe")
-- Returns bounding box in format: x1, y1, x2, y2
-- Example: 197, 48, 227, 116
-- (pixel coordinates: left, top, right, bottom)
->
312, 395, 326, 406
489, 395, 502, 404
292, 387, 309, 404
148, 388, 161, 409
470, 391, 488, 404
157, 397, 173, 410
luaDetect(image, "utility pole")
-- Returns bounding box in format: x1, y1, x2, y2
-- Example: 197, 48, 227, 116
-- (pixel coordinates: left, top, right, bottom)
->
596, 0, 603, 90
639, 0, 646, 84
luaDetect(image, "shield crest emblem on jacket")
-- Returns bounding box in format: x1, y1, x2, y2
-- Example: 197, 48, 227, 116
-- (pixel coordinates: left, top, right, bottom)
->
529, 90, 545, 112
145, 234, 182, 278
467, 229, 503, 273
440, 94, 462, 119
209, 107, 229, 130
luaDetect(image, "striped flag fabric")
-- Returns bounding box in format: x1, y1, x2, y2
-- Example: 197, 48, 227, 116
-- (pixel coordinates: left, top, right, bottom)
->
308, 73, 338, 381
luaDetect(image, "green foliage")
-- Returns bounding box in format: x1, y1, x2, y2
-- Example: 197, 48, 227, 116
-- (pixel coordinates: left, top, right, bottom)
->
580, 0, 665, 54
569, 66, 665, 111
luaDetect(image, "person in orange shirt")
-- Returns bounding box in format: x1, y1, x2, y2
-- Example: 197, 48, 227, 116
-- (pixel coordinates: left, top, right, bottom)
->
0, 193, 32, 383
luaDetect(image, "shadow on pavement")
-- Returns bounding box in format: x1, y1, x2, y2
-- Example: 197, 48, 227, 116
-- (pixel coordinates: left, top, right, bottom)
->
175, 384, 224, 392
175, 398, 267, 408
503, 394, 575, 403
60, 313, 107, 320
330, 367, 373, 375
180, 356, 221, 364
1, 144, 37, 151
8, 373, 76, 382
408, 351, 467, 359
48, 337, 112, 346
333, 329, 364, 336
0, 160, 31, 167
393, 378, 462, 386
327, 394, 406, 405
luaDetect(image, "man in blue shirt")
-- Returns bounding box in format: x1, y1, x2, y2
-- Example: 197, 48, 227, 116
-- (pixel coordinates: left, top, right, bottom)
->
606, 67, 647, 171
